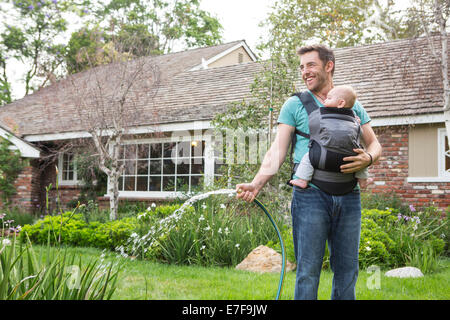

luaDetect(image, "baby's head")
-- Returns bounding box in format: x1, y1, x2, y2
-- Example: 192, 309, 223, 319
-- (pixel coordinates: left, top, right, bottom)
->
323, 85, 356, 109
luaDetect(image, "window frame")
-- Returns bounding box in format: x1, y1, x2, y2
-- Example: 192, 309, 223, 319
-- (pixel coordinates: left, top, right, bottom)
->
57, 152, 82, 186
437, 127, 450, 178
111, 134, 215, 199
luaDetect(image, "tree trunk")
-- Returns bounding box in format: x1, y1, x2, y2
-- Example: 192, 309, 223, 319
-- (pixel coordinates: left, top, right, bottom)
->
109, 170, 120, 221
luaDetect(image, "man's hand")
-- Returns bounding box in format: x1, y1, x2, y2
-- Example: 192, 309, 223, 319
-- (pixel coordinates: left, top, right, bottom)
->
341, 148, 371, 174
235, 183, 259, 203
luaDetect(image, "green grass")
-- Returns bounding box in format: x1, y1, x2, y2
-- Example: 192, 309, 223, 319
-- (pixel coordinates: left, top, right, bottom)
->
27, 245, 450, 300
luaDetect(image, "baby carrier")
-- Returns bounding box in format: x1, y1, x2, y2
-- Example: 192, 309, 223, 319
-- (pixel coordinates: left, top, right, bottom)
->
288, 91, 362, 195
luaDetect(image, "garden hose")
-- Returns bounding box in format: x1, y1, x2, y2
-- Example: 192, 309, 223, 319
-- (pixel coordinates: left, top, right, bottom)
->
238, 190, 286, 300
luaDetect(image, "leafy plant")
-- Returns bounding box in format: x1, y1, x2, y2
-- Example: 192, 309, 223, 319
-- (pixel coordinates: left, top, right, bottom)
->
0, 235, 120, 300
0, 135, 26, 206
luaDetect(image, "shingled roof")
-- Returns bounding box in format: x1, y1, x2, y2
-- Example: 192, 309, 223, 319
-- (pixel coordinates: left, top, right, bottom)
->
0, 35, 447, 138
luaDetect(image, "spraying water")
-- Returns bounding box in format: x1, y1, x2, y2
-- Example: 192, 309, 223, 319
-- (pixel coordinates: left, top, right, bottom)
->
117, 189, 237, 258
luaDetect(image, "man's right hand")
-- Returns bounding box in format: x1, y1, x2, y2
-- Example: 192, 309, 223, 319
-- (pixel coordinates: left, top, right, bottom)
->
235, 183, 259, 203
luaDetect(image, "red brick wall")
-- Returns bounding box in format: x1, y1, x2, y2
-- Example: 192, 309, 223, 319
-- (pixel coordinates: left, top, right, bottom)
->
39, 161, 82, 213
369, 125, 450, 209
0, 159, 41, 213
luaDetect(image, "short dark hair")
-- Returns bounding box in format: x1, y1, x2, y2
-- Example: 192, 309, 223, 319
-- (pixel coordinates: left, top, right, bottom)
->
297, 44, 335, 76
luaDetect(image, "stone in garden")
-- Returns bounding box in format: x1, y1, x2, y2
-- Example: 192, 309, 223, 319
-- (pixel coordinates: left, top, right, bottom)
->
236, 245, 296, 273
384, 267, 424, 278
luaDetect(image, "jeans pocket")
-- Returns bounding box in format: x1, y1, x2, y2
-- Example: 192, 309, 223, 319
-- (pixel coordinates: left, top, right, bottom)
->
293, 185, 310, 193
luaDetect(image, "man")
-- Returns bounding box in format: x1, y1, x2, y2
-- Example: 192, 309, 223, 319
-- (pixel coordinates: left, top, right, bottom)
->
236, 44, 382, 300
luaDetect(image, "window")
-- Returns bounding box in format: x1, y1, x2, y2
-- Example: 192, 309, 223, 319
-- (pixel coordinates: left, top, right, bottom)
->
438, 128, 450, 178
118, 140, 206, 193
58, 152, 79, 185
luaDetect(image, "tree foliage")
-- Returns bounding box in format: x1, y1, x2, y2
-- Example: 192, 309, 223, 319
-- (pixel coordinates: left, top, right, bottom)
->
0, 0, 222, 100
65, 0, 223, 73
0, 135, 25, 205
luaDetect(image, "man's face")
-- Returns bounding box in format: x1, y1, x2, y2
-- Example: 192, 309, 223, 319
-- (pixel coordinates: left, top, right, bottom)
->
299, 51, 329, 92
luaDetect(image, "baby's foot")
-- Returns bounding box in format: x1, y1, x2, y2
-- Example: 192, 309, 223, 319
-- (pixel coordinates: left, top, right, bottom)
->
358, 178, 373, 189
290, 179, 308, 188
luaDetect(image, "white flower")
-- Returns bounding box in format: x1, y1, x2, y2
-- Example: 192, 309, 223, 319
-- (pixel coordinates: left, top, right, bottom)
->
247, 229, 253, 234
220, 204, 226, 209
235, 243, 240, 249
198, 215, 205, 222
2, 239, 11, 246
204, 226, 211, 231
224, 227, 230, 235
151, 203, 156, 208
218, 228, 222, 234
365, 246, 371, 252
201, 204, 207, 209
200, 245, 206, 251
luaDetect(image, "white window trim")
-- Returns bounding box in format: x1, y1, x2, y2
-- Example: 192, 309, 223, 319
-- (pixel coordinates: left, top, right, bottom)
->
57, 152, 82, 186
106, 133, 215, 199
407, 128, 450, 183
437, 127, 450, 178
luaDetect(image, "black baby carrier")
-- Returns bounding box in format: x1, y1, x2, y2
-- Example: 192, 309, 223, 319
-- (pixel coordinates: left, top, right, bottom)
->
288, 91, 362, 195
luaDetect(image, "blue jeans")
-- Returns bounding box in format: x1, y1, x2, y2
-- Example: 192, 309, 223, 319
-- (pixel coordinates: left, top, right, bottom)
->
291, 186, 361, 300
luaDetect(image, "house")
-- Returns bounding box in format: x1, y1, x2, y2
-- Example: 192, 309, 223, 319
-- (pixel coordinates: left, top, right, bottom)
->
0, 36, 448, 213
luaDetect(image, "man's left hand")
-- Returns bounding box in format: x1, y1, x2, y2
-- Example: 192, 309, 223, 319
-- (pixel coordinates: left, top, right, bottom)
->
341, 148, 371, 173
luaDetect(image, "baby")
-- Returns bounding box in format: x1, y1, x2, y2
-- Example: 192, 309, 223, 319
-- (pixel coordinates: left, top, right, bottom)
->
290, 85, 373, 189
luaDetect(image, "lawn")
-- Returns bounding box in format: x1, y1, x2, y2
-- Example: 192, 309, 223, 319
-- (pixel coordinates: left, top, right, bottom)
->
32, 245, 450, 300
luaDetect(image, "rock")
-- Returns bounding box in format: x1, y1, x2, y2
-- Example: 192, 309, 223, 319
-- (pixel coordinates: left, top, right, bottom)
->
236, 245, 296, 273
385, 267, 424, 278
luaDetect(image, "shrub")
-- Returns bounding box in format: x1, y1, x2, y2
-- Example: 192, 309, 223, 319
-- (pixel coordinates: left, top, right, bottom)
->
266, 227, 296, 264
121, 196, 282, 267
387, 205, 447, 272
19, 212, 139, 250
359, 210, 396, 269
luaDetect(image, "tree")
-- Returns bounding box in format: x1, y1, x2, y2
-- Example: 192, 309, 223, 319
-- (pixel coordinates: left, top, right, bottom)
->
0, 0, 88, 105
95, 0, 223, 53
61, 37, 161, 220
64, 0, 223, 74
0, 134, 25, 206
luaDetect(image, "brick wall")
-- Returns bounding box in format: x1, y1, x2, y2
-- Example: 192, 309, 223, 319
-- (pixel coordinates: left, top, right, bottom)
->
369, 125, 450, 209
0, 159, 41, 213
39, 160, 82, 213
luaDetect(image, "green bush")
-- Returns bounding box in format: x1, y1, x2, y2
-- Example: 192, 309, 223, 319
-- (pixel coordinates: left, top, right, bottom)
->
266, 227, 296, 264
122, 196, 282, 267
19, 212, 139, 250
359, 209, 396, 269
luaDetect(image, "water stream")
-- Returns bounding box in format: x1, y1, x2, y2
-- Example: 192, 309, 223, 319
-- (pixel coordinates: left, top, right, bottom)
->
118, 189, 238, 257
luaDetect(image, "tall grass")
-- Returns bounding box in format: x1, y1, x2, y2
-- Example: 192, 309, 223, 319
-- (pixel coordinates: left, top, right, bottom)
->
0, 168, 122, 300
0, 235, 120, 300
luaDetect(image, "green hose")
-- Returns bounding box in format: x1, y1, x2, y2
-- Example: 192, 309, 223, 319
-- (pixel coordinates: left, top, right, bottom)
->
252, 198, 286, 300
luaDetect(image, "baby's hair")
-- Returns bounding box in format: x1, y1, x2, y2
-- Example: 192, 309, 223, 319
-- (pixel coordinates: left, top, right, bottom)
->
334, 85, 357, 108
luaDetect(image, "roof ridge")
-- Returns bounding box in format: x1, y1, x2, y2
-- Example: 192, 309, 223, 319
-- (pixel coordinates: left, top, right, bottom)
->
161, 39, 245, 57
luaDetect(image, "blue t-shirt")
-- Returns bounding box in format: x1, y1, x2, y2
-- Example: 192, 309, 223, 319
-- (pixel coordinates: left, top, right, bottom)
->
277, 90, 371, 183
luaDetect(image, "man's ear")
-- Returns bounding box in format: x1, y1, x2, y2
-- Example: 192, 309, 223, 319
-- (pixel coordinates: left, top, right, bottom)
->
325, 60, 334, 74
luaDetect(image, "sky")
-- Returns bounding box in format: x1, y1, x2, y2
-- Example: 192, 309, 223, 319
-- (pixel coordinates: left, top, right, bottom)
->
199, 0, 273, 56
